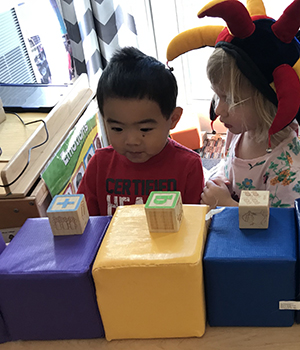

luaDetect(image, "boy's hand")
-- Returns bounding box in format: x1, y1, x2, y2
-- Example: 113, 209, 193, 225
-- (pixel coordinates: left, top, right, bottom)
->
200, 177, 238, 208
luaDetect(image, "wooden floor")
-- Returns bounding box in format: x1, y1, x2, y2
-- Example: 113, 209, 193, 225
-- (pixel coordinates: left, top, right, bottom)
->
1, 324, 300, 350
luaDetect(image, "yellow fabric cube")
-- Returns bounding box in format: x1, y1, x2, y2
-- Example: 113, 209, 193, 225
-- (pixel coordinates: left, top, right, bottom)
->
92, 204, 209, 340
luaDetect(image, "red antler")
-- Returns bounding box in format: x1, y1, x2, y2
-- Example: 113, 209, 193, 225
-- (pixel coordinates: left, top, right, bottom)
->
198, 0, 255, 39
269, 64, 300, 137
272, 0, 300, 43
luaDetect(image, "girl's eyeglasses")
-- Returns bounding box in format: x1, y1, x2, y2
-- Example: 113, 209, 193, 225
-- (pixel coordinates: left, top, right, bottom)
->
213, 94, 252, 110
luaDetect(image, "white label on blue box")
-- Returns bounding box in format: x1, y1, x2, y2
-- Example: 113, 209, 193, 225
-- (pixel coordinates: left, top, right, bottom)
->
279, 301, 300, 310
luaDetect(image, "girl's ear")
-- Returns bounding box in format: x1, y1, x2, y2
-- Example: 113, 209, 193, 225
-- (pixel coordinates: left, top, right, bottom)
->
170, 107, 183, 129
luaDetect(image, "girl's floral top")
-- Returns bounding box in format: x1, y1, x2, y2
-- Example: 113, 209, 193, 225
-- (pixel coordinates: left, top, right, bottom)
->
217, 129, 300, 207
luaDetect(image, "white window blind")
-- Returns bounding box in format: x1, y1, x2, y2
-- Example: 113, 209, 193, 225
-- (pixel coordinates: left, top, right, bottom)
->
0, 8, 36, 84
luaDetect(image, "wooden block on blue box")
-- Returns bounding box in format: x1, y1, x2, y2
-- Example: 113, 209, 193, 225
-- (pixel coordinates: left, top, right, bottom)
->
239, 190, 270, 229
144, 191, 183, 232
92, 204, 209, 340
0, 216, 111, 341
47, 194, 89, 235
204, 207, 297, 327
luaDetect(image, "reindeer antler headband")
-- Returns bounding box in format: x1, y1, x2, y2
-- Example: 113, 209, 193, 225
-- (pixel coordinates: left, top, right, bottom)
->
167, 0, 300, 149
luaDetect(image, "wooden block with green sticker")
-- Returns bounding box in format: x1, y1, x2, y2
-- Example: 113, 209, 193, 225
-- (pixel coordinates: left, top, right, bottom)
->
145, 191, 183, 232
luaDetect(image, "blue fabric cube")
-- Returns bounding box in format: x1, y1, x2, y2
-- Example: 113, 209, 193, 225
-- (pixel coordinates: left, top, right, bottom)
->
0, 216, 111, 341
204, 207, 297, 327
294, 199, 300, 323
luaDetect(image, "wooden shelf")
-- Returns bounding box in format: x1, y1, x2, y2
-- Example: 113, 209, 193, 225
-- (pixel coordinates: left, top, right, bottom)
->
0, 74, 94, 237
0, 324, 300, 349
0, 74, 94, 198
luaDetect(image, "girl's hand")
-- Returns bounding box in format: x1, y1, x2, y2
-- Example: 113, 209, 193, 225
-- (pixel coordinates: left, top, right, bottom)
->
200, 177, 238, 208
210, 175, 231, 187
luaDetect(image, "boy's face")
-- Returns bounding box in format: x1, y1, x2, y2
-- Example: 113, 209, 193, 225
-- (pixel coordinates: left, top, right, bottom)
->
103, 98, 181, 163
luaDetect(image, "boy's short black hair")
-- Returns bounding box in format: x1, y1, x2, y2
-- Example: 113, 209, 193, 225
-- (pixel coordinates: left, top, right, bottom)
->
97, 46, 178, 119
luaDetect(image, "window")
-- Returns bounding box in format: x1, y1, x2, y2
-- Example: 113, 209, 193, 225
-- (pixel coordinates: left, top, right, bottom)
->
0, 0, 293, 130
0, 8, 36, 84
0, 0, 71, 85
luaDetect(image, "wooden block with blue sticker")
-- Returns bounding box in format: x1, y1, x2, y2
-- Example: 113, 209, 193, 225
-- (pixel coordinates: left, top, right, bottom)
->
145, 191, 183, 232
47, 194, 89, 236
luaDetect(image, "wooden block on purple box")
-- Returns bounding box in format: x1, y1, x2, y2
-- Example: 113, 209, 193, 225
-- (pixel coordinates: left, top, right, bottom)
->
47, 194, 89, 235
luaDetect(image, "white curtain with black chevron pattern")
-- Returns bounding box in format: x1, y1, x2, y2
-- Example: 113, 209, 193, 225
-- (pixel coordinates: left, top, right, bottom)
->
59, 0, 138, 90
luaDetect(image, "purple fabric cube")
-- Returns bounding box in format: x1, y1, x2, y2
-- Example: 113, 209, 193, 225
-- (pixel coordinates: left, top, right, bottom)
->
0, 313, 9, 344
0, 216, 111, 341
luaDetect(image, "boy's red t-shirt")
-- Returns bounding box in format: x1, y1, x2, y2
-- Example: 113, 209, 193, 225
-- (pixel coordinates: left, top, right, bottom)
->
78, 139, 204, 216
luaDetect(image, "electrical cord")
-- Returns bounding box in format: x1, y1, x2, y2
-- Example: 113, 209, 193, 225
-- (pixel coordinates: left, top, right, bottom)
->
0, 112, 49, 188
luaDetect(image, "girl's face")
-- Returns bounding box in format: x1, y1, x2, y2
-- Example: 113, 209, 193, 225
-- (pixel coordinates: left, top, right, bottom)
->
212, 85, 258, 135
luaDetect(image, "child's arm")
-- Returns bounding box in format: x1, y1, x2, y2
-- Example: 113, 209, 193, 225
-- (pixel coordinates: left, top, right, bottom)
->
201, 176, 238, 208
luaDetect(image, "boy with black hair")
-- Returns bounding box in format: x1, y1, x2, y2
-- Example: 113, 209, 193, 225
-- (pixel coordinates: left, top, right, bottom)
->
78, 46, 204, 216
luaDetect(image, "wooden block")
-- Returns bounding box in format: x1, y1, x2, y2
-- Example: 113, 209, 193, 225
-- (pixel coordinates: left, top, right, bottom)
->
145, 191, 183, 232
239, 190, 270, 229
47, 194, 89, 235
